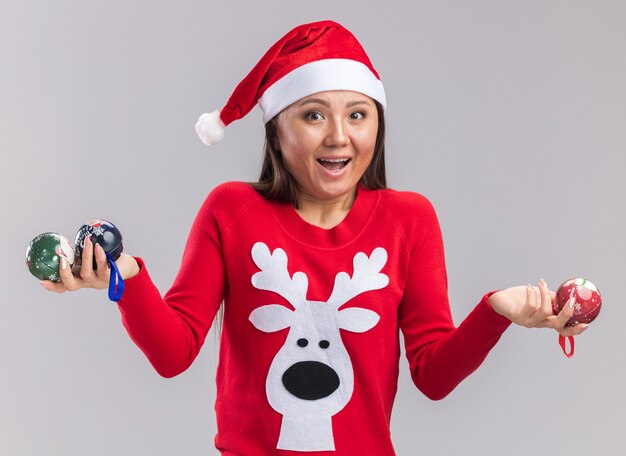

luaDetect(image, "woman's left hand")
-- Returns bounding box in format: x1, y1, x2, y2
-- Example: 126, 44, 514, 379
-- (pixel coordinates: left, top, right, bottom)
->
488, 278, 588, 337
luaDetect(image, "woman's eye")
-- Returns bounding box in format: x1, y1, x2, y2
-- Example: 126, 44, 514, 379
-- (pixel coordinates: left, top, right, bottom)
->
350, 111, 365, 120
305, 111, 323, 121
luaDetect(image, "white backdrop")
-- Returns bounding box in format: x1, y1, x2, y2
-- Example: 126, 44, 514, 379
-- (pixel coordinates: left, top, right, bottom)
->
2, 1, 624, 455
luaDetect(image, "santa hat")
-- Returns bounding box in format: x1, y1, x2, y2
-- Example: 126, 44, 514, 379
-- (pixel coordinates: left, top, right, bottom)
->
195, 20, 386, 146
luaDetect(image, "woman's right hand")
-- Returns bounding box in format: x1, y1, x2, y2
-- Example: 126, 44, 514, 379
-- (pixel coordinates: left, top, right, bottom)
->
40, 237, 140, 294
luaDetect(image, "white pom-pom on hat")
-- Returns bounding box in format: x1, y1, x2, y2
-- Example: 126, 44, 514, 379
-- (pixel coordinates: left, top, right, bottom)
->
195, 110, 225, 146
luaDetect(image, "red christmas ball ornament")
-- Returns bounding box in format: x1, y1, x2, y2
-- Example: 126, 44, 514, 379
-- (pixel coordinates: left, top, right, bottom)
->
554, 277, 602, 326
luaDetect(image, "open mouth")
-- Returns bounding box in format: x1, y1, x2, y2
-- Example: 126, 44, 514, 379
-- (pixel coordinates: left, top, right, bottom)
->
317, 158, 351, 171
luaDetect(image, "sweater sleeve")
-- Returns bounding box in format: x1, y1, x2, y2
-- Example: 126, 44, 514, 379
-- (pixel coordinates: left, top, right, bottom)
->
398, 197, 512, 400
116, 191, 227, 378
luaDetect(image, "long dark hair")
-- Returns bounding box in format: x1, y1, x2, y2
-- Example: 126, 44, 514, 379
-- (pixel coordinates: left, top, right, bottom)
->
249, 100, 387, 208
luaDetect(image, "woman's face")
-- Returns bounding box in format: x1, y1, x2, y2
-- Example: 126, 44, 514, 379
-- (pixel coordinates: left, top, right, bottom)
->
275, 90, 378, 204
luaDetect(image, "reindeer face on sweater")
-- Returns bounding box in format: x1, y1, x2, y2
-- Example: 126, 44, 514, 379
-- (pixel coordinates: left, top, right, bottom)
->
248, 242, 388, 451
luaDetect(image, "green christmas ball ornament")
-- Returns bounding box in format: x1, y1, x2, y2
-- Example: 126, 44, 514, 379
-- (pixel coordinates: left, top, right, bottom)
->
25, 232, 75, 282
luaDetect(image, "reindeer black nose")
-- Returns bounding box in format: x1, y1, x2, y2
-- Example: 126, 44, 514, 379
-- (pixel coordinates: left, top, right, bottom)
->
282, 361, 340, 400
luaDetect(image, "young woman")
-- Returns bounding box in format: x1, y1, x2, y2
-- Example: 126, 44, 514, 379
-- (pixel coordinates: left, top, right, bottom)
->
41, 20, 587, 455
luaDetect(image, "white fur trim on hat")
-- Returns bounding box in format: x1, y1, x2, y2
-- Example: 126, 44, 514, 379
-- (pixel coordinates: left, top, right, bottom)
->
195, 110, 225, 146
258, 58, 386, 124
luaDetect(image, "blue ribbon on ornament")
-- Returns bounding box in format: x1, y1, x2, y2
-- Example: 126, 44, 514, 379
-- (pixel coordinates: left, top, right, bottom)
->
105, 251, 124, 302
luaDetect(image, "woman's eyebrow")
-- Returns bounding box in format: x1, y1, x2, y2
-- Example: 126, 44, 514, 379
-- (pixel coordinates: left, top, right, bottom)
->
297, 99, 372, 108
298, 98, 330, 107
345, 100, 372, 108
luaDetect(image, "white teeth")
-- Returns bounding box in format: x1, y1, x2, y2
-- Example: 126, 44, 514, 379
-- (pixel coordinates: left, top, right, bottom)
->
318, 158, 349, 163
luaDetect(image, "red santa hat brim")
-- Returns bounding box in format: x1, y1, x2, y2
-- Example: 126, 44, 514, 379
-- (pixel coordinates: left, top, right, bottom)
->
258, 58, 386, 124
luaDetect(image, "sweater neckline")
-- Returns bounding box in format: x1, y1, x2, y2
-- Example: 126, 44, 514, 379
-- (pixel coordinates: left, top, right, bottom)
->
270, 184, 379, 249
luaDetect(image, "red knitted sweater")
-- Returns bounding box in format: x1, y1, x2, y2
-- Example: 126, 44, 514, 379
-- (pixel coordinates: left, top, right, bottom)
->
117, 182, 511, 455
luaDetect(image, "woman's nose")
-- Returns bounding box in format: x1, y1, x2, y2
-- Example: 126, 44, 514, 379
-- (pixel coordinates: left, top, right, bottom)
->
324, 117, 350, 147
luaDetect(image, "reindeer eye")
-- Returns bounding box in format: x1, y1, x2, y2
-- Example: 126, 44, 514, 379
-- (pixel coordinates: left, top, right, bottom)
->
297, 338, 308, 347
319, 340, 330, 349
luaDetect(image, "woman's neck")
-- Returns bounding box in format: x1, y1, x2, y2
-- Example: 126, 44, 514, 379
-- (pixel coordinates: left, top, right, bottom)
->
295, 188, 357, 229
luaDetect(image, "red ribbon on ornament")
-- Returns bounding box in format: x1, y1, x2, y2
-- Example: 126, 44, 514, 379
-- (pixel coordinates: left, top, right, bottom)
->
558, 290, 577, 357
559, 335, 574, 358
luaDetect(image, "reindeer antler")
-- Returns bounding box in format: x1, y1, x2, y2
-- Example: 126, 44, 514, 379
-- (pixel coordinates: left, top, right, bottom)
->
251, 242, 308, 308
327, 247, 389, 308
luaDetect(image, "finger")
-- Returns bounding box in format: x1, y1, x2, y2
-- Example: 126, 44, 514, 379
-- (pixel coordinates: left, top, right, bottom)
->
40, 279, 67, 293
94, 243, 110, 281
526, 283, 538, 312
525, 281, 557, 328
559, 323, 589, 337
538, 278, 552, 315
553, 297, 577, 329
58, 255, 82, 291
530, 278, 553, 323
521, 284, 542, 325
80, 237, 96, 281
